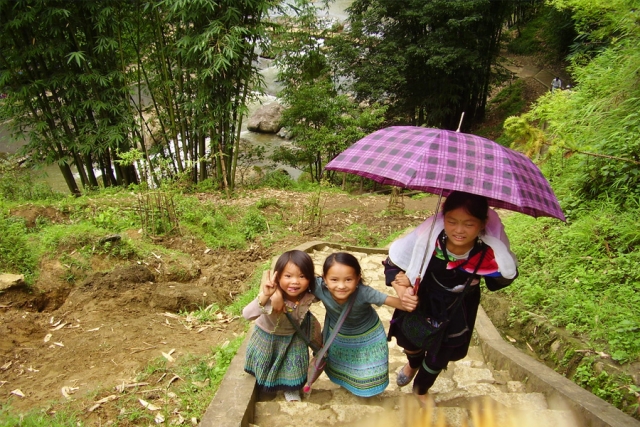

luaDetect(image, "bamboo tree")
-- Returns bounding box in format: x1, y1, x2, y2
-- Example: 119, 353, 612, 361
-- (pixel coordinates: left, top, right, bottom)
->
144, 0, 274, 190
0, 0, 142, 194
1, 0, 274, 193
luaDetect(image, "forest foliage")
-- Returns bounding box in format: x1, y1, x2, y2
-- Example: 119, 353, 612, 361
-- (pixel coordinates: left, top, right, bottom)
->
0, 0, 278, 194
498, 0, 640, 415
1, 0, 524, 193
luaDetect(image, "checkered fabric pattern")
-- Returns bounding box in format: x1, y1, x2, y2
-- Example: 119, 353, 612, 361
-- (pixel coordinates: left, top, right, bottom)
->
325, 126, 565, 220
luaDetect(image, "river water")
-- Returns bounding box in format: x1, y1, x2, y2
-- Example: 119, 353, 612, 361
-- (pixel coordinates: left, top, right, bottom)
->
0, 0, 352, 193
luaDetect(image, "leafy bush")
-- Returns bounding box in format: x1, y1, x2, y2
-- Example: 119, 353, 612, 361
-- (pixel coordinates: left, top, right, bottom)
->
241, 207, 268, 240
175, 196, 246, 249
523, 6, 640, 205
91, 206, 135, 231
193, 178, 220, 193
0, 214, 37, 282
573, 357, 631, 407
255, 197, 282, 210
259, 170, 295, 189
0, 167, 63, 202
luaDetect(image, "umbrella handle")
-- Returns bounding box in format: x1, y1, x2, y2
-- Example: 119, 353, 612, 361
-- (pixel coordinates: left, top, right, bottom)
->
413, 191, 443, 294
456, 112, 465, 132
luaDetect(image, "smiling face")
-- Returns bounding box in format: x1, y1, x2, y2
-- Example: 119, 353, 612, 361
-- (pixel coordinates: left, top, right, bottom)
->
443, 206, 485, 255
323, 262, 360, 304
278, 262, 310, 301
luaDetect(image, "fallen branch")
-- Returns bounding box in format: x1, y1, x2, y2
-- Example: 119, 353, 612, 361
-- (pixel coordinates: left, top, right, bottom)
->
115, 382, 150, 393
129, 346, 156, 355
88, 394, 118, 412
565, 148, 640, 166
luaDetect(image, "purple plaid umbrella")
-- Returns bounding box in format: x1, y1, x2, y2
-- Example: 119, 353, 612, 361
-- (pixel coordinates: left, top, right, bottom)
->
325, 126, 565, 221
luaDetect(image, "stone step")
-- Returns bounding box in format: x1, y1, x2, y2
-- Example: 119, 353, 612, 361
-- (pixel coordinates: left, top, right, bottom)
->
253, 398, 576, 427
251, 248, 578, 427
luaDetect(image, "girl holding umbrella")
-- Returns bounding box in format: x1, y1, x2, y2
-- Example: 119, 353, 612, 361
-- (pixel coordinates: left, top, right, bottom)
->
325, 125, 564, 402
384, 191, 519, 403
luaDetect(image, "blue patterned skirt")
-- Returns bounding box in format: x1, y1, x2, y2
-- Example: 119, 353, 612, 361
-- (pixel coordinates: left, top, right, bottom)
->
244, 326, 308, 392
325, 319, 389, 397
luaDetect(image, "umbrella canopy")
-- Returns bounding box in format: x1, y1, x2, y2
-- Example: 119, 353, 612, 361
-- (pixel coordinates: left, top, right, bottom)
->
325, 126, 565, 221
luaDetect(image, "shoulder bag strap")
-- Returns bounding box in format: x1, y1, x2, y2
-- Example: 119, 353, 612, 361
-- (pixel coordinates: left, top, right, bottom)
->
445, 244, 489, 315
285, 310, 321, 353
314, 287, 358, 359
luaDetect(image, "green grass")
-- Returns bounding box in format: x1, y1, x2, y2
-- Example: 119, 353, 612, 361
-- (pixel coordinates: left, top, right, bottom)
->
474, 80, 527, 144
378, 228, 408, 249
0, 404, 82, 427
0, 166, 65, 204
489, 80, 526, 121
124, 336, 245, 425
0, 214, 38, 283
504, 201, 640, 363
176, 195, 248, 250
505, 5, 575, 61
344, 223, 381, 247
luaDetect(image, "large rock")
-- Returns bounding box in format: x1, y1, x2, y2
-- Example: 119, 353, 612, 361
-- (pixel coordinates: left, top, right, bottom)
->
247, 102, 284, 133
277, 127, 293, 139
0, 273, 25, 291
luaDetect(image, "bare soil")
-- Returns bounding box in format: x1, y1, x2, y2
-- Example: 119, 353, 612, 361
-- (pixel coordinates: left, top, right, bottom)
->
0, 190, 439, 421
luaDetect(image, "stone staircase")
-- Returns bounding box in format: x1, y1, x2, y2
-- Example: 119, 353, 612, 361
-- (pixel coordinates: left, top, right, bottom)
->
250, 247, 579, 427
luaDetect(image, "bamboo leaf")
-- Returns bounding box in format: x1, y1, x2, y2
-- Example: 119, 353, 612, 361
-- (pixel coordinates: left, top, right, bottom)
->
66, 51, 87, 67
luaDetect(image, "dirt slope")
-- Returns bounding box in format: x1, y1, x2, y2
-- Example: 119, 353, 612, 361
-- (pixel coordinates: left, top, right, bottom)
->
0, 190, 438, 419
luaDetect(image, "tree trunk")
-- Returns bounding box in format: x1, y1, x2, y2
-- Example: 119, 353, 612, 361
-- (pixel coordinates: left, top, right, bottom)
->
199, 133, 207, 182
59, 163, 81, 196
84, 154, 100, 188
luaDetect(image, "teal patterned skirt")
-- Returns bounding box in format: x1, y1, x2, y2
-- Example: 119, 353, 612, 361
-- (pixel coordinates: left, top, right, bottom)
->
325, 319, 389, 397
244, 326, 309, 392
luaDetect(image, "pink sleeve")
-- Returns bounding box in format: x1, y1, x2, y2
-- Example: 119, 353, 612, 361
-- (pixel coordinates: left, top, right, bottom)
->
242, 298, 272, 321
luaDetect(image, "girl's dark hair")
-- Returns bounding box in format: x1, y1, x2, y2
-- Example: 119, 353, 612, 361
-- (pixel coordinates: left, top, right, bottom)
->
273, 250, 316, 292
443, 191, 489, 222
322, 252, 364, 283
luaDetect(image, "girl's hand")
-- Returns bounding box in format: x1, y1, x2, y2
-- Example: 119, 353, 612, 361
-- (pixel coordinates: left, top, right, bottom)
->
390, 271, 412, 303
393, 272, 411, 288
261, 270, 278, 298
400, 287, 419, 312
270, 287, 285, 313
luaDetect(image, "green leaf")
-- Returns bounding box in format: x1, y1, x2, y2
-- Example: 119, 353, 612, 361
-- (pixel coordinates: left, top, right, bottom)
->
66, 51, 87, 67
